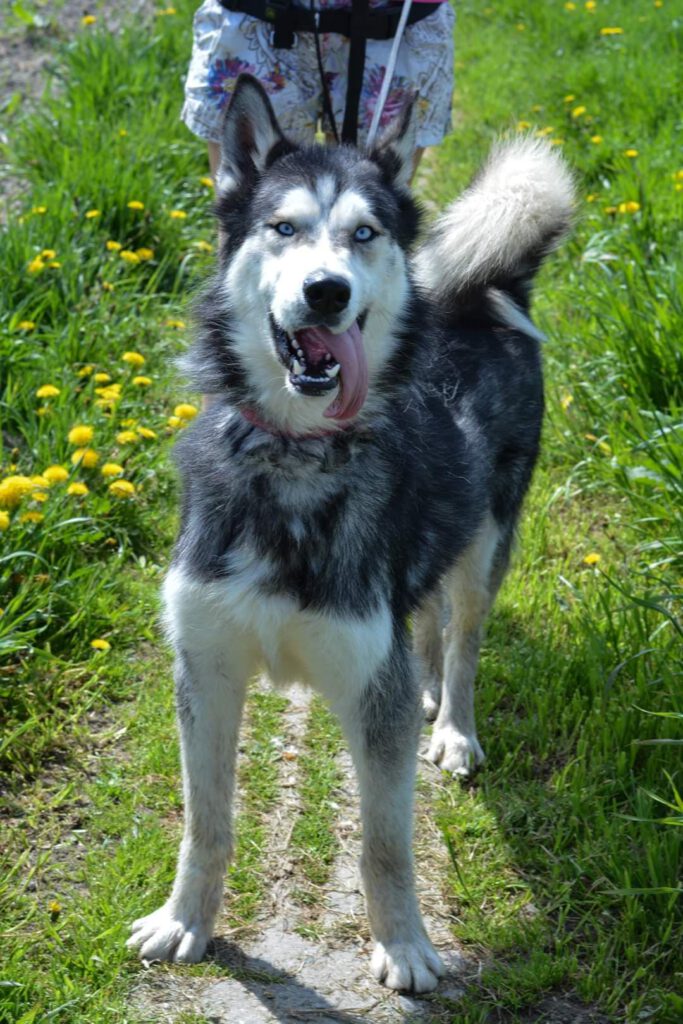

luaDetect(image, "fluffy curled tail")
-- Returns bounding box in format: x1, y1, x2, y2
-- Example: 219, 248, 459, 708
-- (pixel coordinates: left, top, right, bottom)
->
415, 138, 575, 313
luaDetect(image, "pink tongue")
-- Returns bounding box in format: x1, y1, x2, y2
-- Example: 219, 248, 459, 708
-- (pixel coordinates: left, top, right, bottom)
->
296, 323, 368, 421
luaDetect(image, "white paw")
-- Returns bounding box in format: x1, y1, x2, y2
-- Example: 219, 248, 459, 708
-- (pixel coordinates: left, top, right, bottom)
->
371, 935, 444, 993
427, 723, 485, 777
127, 902, 211, 963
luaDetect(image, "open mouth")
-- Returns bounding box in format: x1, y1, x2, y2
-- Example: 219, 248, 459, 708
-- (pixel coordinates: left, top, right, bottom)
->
270, 314, 369, 421
272, 317, 340, 397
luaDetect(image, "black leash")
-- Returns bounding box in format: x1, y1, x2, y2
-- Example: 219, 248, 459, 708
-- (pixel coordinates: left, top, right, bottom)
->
310, 0, 340, 143
218, 0, 440, 143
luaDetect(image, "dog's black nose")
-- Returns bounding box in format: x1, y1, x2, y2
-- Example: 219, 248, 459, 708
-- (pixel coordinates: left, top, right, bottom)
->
303, 272, 351, 315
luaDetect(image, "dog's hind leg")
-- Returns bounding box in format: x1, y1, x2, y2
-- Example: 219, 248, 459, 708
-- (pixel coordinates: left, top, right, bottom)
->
413, 590, 445, 722
427, 513, 504, 777
334, 636, 444, 993
128, 579, 253, 963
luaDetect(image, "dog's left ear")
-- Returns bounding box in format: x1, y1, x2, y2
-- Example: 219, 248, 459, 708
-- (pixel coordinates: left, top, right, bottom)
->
217, 75, 289, 193
368, 93, 418, 188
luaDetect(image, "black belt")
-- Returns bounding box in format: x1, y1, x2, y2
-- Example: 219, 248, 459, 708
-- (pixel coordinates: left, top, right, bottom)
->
219, 0, 440, 48
218, 0, 440, 144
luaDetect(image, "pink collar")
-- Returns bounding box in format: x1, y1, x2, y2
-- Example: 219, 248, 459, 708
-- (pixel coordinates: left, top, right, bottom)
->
241, 406, 350, 440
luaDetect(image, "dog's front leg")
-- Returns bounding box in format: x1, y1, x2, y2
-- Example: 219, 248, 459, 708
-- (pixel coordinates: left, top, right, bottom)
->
337, 639, 444, 993
128, 643, 248, 963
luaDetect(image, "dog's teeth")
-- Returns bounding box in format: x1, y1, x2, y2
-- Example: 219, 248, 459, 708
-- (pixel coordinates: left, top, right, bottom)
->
292, 359, 304, 376
325, 364, 340, 378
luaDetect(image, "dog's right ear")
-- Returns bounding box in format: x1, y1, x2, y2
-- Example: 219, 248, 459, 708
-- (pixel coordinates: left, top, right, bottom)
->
217, 75, 291, 194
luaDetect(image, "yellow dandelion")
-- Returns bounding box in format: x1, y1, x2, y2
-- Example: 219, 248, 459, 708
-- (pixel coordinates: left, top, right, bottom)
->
36, 384, 60, 399
563, 94, 576, 103
674, 170, 683, 180
174, 403, 198, 421
618, 201, 641, 214
571, 106, 587, 118
550, 139, 565, 146
20, 511, 44, 524
0, 510, 10, 530
81, 14, 97, 26
132, 376, 152, 387
116, 430, 138, 445
516, 120, 531, 131
564, 2, 576, 9
102, 281, 115, 291
583, 552, 601, 566
28, 257, 45, 273
624, 148, 638, 158
94, 372, 112, 384
167, 416, 184, 429
600, 26, 623, 35
585, 1, 596, 10
119, 129, 128, 137
108, 479, 136, 498
590, 135, 603, 144
68, 425, 94, 446
535, 126, 555, 138
586, 193, 598, 202
120, 418, 138, 427
91, 638, 111, 651
31, 491, 49, 503
654, 0, 663, 7
30, 474, 50, 489
604, 205, 618, 214
127, 200, 145, 210
164, 319, 186, 329
199, 176, 214, 188
17, 320, 36, 331
77, 365, 94, 377
101, 462, 124, 477
169, 209, 187, 219
36, 407, 50, 418
137, 427, 158, 439
71, 448, 99, 469
32, 205, 47, 214
106, 240, 122, 252
135, 248, 155, 261
40, 249, 56, 260
0, 476, 34, 508
561, 394, 574, 411
85, 209, 101, 219
122, 351, 145, 367
67, 482, 89, 496
95, 383, 122, 398
43, 465, 70, 484
193, 240, 214, 252
120, 250, 140, 264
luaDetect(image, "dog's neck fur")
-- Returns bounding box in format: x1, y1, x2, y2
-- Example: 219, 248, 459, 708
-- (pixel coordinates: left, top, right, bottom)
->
240, 405, 355, 441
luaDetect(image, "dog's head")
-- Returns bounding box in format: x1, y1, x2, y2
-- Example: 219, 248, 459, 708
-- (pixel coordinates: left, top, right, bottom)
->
205, 75, 421, 434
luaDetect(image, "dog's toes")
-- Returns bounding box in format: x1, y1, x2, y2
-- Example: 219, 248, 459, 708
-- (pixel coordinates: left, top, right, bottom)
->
127, 904, 210, 963
371, 937, 444, 993
427, 724, 485, 778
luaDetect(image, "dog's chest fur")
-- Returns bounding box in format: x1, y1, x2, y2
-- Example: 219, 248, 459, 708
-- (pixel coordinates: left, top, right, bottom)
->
172, 398, 484, 623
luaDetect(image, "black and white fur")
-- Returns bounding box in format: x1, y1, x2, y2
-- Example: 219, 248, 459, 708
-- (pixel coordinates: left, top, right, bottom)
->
128, 77, 574, 992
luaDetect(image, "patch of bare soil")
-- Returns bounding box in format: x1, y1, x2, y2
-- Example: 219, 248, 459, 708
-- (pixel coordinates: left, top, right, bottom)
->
0, 0, 155, 215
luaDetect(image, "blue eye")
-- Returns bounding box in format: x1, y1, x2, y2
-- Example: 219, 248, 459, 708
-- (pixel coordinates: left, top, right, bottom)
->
274, 222, 295, 237
354, 225, 376, 243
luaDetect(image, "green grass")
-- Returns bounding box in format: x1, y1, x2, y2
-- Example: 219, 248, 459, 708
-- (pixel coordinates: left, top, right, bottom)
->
1, 1, 681, 1022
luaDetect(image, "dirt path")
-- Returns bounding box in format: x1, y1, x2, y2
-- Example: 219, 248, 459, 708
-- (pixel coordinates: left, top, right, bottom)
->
132, 684, 469, 1024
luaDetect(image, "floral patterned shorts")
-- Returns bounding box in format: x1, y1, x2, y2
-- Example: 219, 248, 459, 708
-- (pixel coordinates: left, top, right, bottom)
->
181, 0, 455, 148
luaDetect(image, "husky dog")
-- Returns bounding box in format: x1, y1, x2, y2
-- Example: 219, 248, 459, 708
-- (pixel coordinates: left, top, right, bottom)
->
128, 76, 573, 992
